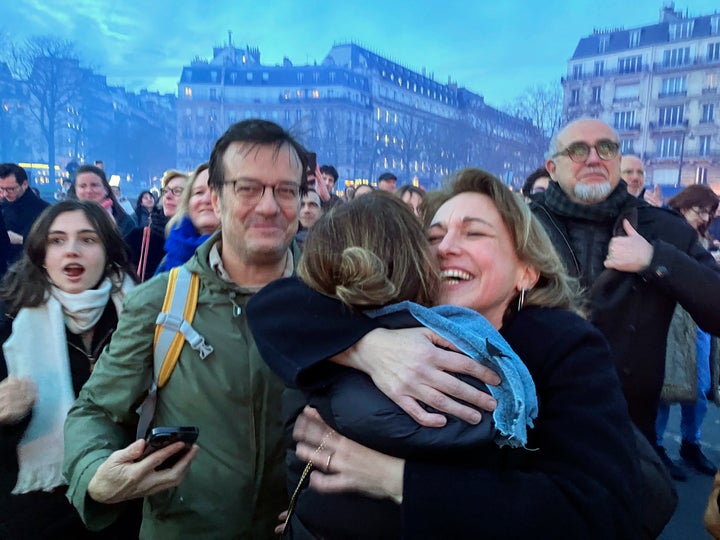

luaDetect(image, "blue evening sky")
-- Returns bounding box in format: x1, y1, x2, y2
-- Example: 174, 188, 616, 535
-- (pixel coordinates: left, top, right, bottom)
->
4, 0, 719, 108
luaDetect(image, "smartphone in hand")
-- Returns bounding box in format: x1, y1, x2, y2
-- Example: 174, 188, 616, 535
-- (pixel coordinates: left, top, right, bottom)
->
137, 426, 199, 470
305, 152, 317, 174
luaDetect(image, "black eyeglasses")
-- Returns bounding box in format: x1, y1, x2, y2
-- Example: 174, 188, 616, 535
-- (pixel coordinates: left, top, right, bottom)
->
689, 207, 711, 219
224, 179, 300, 207
161, 187, 184, 197
552, 139, 620, 163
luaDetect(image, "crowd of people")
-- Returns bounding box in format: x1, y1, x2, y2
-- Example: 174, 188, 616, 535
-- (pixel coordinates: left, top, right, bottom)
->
0, 116, 719, 539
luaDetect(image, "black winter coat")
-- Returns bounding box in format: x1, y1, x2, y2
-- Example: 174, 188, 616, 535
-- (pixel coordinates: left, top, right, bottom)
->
0, 189, 50, 265
247, 278, 642, 539
531, 186, 720, 441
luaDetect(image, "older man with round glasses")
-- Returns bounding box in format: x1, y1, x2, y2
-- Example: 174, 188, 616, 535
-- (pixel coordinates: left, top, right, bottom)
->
530, 118, 720, 462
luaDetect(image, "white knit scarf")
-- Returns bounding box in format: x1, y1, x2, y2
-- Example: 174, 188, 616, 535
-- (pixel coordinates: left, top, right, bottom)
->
3, 276, 131, 493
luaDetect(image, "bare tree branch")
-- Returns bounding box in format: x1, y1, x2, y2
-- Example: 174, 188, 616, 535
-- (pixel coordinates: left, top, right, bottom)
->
8, 36, 84, 184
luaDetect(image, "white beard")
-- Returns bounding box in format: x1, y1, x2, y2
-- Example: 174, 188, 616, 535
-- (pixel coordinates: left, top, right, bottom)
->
574, 182, 612, 203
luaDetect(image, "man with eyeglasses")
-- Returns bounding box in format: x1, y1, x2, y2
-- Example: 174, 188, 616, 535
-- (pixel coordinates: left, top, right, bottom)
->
64, 119, 306, 538
0, 163, 50, 265
531, 118, 720, 453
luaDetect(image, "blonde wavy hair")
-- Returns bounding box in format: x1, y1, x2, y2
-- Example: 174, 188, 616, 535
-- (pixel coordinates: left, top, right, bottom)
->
422, 168, 583, 321
165, 162, 208, 236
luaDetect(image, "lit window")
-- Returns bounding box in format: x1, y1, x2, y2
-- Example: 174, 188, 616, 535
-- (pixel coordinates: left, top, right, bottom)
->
184, 87, 192, 98
312, 90, 319, 98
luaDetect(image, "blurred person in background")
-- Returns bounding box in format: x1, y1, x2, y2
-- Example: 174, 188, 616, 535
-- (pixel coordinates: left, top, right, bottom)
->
395, 184, 424, 218
125, 169, 188, 278
0, 163, 50, 266
68, 165, 135, 237
319, 164, 342, 210
155, 163, 219, 274
134, 190, 156, 228
110, 184, 135, 217
377, 172, 397, 192
294, 188, 323, 251
655, 184, 720, 480
521, 167, 551, 200
620, 155, 662, 207
354, 184, 375, 198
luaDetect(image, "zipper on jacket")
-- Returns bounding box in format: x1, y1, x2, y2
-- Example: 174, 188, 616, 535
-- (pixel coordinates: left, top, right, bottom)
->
67, 326, 115, 373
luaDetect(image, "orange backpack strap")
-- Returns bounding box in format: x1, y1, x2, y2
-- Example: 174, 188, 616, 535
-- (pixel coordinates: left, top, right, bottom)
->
136, 266, 212, 439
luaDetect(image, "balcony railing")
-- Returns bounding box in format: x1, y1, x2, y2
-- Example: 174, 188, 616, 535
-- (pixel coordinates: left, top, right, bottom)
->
644, 150, 720, 160
648, 119, 688, 132
616, 123, 641, 132
562, 58, 720, 86
702, 87, 719, 95
561, 65, 649, 84
658, 90, 687, 99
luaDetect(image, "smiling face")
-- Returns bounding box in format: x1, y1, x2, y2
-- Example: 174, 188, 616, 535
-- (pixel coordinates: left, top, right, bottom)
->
44, 210, 107, 294
546, 119, 621, 204
188, 168, 220, 235
211, 142, 302, 272
428, 192, 534, 329
74, 172, 108, 203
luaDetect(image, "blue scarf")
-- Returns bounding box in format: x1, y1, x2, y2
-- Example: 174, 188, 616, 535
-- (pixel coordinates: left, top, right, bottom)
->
156, 216, 211, 274
366, 301, 538, 448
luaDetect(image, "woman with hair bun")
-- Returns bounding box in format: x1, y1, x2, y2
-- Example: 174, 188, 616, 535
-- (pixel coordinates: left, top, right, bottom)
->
248, 170, 642, 539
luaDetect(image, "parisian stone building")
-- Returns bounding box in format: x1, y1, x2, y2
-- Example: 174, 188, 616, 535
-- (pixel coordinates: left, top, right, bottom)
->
562, 3, 720, 189
177, 40, 542, 190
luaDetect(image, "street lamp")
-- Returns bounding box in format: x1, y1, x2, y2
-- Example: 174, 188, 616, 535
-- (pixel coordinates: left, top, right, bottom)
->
676, 127, 695, 187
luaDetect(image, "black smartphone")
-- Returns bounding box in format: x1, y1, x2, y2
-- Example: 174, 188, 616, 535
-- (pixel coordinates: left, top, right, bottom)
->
306, 152, 317, 174
137, 426, 199, 470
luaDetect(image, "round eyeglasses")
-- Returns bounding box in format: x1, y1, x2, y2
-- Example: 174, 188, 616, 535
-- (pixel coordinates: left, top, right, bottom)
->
224, 179, 300, 207
552, 139, 620, 163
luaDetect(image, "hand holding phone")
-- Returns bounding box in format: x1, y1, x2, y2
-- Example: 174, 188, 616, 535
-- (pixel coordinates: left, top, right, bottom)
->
137, 426, 199, 470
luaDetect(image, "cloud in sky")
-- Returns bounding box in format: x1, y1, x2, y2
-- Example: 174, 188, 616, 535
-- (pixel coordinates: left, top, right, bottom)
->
4, 0, 720, 107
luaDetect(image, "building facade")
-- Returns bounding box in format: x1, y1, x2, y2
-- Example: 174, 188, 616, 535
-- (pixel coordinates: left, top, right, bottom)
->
177, 40, 542, 190
0, 55, 176, 197
562, 3, 720, 189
